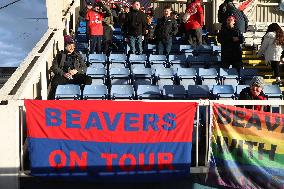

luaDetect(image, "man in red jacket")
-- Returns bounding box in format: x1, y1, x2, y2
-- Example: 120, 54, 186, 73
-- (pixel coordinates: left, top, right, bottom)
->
183, 0, 204, 46
85, 1, 104, 54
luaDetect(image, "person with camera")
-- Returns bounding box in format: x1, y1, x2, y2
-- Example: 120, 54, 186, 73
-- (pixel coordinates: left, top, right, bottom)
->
48, 37, 92, 100
123, 1, 146, 55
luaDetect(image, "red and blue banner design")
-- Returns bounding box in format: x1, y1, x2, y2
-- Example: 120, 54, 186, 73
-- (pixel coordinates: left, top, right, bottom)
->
25, 100, 197, 180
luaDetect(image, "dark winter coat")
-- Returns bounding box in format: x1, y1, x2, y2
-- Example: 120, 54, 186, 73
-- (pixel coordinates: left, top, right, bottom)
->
154, 16, 178, 40
123, 9, 146, 36
51, 51, 87, 76
239, 87, 268, 111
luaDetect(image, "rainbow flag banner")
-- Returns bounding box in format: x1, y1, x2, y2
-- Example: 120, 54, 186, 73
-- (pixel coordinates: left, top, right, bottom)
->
208, 103, 284, 189
25, 100, 197, 181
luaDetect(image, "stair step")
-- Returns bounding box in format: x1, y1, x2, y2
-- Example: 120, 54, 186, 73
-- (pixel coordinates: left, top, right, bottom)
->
243, 59, 265, 64
242, 55, 258, 59
242, 51, 253, 55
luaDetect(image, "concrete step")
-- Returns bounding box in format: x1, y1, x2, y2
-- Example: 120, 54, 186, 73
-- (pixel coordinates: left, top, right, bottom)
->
243, 59, 265, 64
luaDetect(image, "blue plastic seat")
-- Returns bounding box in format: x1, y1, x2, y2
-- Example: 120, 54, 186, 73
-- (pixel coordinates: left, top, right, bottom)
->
180, 45, 193, 53
168, 54, 187, 64
188, 85, 211, 99
129, 54, 147, 66
132, 67, 153, 87
55, 84, 81, 100
109, 67, 130, 85
148, 54, 167, 64
77, 27, 86, 34
113, 27, 122, 35
240, 68, 258, 84
89, 54, 107, 64
109, 54, 128, 68
109, 54, 127, 63
136, 85, 161, 99
83, 84, 108, 99
154, 67, 175, 90
146, 44, 157, 54
75, 42, 88, 53
212, 85, 235, 99
111, 85, 134, 99
194, 45, 213, 54
86, 67, 106, 84
177, 68, 196, 86
79, 21, 87, 27
163, 85, 186, 99
212, 45, 221, 54
198, 68, 218, 85
263, 85, 282, 99
76, 33, 88, 43
219, 68, 239, 85
235, 85, 249, 99
113, 34, 124, 42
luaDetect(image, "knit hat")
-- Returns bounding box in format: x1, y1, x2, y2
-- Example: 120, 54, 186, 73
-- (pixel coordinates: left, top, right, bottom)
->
64, 35, 75, 46
250, 76, 265, 88
86, 1, 93, 6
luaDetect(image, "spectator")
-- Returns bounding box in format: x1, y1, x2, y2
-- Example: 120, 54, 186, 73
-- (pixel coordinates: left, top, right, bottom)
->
48, 37, 92, 100
257, 23, 284, 85
182, 0, 204, 46
85, 1, 106, 54
124, 1, 146, 54
218, 16, 243, 71
154, 6, 178, 55
144, 14, 155, 45
102, 4, 114, 55
239, 76, 268, 111
218, 0, 248, 33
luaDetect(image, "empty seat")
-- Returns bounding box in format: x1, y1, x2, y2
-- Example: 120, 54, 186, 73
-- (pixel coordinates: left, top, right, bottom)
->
113, 34, 124, 42
194, 45, 213, 54
212, 45, 221, 54
55, 84, 81, 100
180, 45, 193, 53
136, 85, 161, 99
235, 85, 249, 99
113, 27, 122, 35
132, 67, 153, 86
109, 54, 127, 68
163, 85, 186, 99
89, 54, 107, 68
212, 85, 235, 99
154, 67, 175, 90
75, 42, 88, 54
76, 33, 88, 43
83, 84, 108, 99
86, 67, 106, 84
129, 54, 147, 68
109, 67, 130, 85
146, 44, 156, 54
198, 68, 218, 85
219, 68, 239, 85
240, 68, 258, 84
263, 85, 282, 99
177, 68, 196, 86
188, 85, 211, 99
168, 54, 187, 64
148, 54, 167, 64
77, 27, 87, 34
79, 21, 87, 27
111, 85, 134, 99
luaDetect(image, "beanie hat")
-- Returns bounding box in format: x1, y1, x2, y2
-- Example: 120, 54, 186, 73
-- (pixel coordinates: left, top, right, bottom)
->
250, 76, 265, 88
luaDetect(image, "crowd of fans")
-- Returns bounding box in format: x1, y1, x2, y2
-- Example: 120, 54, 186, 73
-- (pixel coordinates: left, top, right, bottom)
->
49, 0, 284, 110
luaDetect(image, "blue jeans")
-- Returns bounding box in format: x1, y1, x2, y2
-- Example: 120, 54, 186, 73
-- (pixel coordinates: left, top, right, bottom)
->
90, 35, 102, 54
129, 35, 143, 54
157, 37, 172, 55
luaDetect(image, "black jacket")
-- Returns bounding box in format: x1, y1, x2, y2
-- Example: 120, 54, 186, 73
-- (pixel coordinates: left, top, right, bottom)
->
51, 51, 87, 76
218, 26, 244, 62
154, 16, 178, 40
123, 9, 146, 36
239, 87, 269, 111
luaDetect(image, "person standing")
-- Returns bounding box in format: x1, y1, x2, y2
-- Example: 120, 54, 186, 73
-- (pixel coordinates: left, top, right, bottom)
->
183, 0, 204, 46
217, 16, 244, 71
123, 1, 146, 54
154, 6, 178, 55
257, 23, 284, 85
85, 1, 105, 54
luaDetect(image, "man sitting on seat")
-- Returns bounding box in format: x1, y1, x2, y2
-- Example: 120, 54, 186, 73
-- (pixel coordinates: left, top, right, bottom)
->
48, 37, 92, 99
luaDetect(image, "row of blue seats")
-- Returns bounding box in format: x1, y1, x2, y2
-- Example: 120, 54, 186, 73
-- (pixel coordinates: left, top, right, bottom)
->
87, 67, 258, 86
88, 54, 221, 68
55, 84, 283, 100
